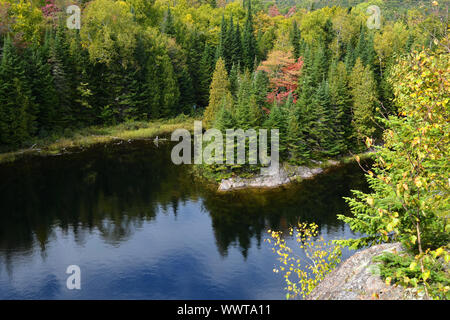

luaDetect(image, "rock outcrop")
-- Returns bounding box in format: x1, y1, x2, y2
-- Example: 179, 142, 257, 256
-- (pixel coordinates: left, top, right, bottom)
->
217, 162, 341, 191
308, 243, 428, 300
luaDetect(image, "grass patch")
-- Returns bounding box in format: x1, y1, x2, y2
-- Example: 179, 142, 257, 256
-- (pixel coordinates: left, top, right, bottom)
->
0, 115, 198, 164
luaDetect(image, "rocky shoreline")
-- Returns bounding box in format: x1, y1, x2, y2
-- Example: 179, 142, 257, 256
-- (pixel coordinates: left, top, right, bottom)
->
218, 160, 341, 191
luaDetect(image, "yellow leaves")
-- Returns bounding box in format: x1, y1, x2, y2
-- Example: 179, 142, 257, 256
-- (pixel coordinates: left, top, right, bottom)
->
414, 177, 423, 188
385, 277, 392, 286
433, 247, 445, 258
366, 197, 374, 207
266, 222, 342, 299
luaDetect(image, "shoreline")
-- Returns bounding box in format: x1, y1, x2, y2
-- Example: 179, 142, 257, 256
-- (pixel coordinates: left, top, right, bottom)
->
0, 116, 197, 164
199, 152, 375, 192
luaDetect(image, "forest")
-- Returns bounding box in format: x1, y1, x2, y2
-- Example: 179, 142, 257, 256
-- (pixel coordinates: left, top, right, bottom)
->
0, 0, 446, 158
0, 0, 449, 300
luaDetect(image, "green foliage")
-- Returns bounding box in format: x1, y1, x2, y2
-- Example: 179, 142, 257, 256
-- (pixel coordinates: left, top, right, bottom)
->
349, 58, 377, 143
0, 36, 35, 149
373, 251, 450, 300
204, 57, 232, 128
336, 46, 450, 299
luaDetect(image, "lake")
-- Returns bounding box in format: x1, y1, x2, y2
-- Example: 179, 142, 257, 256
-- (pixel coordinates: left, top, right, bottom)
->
0, 140, 369, 299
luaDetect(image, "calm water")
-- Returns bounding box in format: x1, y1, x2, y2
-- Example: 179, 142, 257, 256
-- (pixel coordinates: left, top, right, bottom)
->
0, 140, 370, 299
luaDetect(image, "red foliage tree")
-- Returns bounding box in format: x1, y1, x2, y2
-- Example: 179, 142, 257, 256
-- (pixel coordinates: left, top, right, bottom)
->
257, 50, 303, 105
41, 0, 60, 18
268, 5, 281, 17
285, 6, 296, 18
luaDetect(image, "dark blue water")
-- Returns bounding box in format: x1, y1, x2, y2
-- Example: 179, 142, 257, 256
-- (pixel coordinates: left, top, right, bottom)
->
0, 140, 369, 299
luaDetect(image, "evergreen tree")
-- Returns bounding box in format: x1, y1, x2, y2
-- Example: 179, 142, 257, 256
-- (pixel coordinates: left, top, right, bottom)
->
231, 22, 242, 68
229, 63, 239, 98
264, 99, 289, 157
242, 2, 257, 71
252, 70, 269, 108
162, 7, 176, 37
223, 15, 234, 71
290, 20, 301, 59
185, 30, 205, 107
215, 100, 235, 131
204, 58, 232, 128
25, 35, 58, 135
0, 37, 35, 148
344, 40, 356, 71
328, 61, 352, 152
235, 70, 260, 129
311, 80, 334, 157
48, 29, 72, 128
217, 15, 227, 63
199, 43, 216, 107
349, 58, 377, 144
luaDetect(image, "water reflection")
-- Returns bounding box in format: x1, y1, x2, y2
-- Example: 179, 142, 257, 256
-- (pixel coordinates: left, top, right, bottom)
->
0, 140, 370, 299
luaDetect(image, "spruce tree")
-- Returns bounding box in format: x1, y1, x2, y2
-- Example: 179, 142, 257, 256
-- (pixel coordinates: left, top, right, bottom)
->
328, 61, 352, 152
199, 43, 216, 107
231, 22, 242, 68
25, 37, 58, 135
290, 20, 301, 59
242, 2, 257, 71
204, 58, 232, 128
162, 7, 176, 37
235, 70, 260, 129
186, 30, 204, 107
252, 70, 269, 108
349, 58, 377, 144
0, 37, 35, 148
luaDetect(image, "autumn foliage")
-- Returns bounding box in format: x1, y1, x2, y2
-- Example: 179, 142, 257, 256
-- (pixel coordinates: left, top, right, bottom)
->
257, 50, 303, 104
268, 5, 281, 17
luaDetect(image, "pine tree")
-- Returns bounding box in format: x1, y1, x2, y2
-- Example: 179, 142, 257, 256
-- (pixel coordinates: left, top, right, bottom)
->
0, 37, 35, 148
215, 100, 235, 131
162, 7, 176, 37
235, 70, 261, 129
231, 22, 242, 68
328, 61, 352, 152
311, 80, 335, 157
204, 58, 232, 128
199, 43, 216, 107
286, 104, 310, 164
223, 15, 234, 71
242, 2, 257, 71
349, 58, 377, 144
264, 99, 289, 157
48, 29, 72, 129
185, 30, 204, 107
69, 30, 96, 126
229, 63, 239, 98
252, 69, 269, 108
159, 54, 180, 118
290, 20, 301, 59
25, 35, 58, 135
218, 15, 227, 63
344, 40, 355, 71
